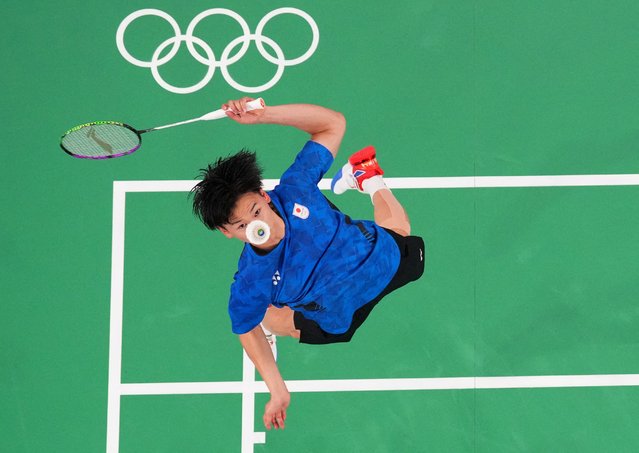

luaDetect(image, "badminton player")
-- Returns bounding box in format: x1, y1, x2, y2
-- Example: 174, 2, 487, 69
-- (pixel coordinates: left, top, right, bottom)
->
191, 97, 425, 431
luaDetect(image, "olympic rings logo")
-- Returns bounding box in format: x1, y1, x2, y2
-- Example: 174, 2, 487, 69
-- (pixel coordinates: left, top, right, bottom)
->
116, 8, 319, 94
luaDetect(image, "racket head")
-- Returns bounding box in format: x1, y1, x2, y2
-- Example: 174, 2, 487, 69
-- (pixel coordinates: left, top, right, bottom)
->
60, 121, 142, 159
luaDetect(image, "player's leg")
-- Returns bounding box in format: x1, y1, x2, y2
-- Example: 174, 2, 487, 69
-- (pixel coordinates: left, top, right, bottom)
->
331, 146, 411, 236
371, 188, 411, 236
262, 305, 301, 339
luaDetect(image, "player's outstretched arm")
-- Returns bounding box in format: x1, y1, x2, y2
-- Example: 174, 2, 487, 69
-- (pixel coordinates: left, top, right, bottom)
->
238, 325, 290, 430
223, 97, 346, 158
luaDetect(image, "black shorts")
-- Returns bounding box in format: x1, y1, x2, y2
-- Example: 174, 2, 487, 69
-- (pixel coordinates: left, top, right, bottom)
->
293, 228, 425, 345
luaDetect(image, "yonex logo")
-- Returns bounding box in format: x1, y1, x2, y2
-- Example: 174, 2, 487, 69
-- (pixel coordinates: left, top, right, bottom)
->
353, 170, 366, 178
272, 271, 281, 286
116, 7, 320, 94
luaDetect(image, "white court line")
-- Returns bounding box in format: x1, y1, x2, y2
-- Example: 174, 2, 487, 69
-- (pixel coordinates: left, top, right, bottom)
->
120, 374, 639, 395
114, 173, 639, 193
106, 187, 126, 453
242, 351, 265, 452
107, 175, 639, 453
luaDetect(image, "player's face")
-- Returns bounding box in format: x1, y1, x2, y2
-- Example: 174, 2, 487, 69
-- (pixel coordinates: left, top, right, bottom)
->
219, 190, 283, 247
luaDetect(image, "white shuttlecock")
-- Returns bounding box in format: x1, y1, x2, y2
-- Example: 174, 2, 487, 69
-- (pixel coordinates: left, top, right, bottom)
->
246, 220, 270, 245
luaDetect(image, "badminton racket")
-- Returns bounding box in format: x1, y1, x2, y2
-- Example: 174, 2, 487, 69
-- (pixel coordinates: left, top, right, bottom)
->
60, 98, 265, 160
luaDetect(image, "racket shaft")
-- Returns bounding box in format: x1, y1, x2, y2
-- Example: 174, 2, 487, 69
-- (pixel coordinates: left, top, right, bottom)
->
148, 98, 264, 132
150, 117, 201, 132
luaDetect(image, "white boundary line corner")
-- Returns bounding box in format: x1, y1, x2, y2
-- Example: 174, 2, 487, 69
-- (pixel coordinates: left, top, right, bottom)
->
106, 175, 639, 453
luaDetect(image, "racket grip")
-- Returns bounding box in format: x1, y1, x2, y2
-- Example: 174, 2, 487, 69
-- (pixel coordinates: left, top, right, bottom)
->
245, 98, 266, 111
200, 98, 266, 121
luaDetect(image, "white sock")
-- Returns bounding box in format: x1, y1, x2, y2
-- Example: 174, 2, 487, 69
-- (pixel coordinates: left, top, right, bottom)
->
362, 175, 388, 202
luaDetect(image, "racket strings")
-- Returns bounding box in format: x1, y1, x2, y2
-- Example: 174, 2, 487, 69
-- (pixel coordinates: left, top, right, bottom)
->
61, 122, 141, 159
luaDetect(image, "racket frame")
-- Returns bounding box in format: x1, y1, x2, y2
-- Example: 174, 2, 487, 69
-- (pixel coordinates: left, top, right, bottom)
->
60, 120, 142, 160
60, 98, 264, 160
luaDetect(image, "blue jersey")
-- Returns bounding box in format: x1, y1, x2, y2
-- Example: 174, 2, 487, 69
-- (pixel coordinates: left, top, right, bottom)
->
228, 141, 400, 335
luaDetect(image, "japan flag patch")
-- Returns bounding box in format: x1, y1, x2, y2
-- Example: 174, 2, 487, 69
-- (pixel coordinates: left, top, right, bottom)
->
292, 203, 310, 219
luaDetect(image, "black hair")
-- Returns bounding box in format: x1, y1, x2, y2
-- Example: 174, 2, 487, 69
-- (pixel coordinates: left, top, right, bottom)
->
190, 149, 263, 230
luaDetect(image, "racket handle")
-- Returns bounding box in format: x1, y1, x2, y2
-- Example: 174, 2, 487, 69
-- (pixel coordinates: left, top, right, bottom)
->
200, 98, 265, 121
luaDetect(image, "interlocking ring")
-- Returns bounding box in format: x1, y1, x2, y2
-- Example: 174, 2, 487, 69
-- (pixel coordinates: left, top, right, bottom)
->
116, 7, 320, 94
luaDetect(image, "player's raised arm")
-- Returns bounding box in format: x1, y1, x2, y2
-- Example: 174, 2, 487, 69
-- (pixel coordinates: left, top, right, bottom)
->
223, 97, 346, 158
238, 325, 290, 430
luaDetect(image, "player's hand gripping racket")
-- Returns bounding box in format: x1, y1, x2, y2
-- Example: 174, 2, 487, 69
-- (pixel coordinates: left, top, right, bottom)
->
60, 98, 265, 159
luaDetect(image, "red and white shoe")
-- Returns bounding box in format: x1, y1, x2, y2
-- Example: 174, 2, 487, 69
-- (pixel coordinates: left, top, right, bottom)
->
331, 145, 385, 195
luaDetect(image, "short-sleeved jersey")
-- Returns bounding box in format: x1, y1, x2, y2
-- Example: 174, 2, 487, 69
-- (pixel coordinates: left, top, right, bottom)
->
228, 141, 400, 335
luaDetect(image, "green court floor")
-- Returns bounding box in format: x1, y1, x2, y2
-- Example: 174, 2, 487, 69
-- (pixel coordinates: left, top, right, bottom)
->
113, 185, 639, 452
2, 0, 639, 451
